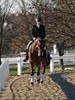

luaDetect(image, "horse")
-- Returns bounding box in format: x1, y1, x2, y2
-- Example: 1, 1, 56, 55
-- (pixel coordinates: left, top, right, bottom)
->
28, 38, 50, 85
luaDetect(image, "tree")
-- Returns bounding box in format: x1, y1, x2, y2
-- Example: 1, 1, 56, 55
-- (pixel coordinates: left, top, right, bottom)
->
0, 0, 14, 64
8, 0, 35, 53
8, 0, 75, 53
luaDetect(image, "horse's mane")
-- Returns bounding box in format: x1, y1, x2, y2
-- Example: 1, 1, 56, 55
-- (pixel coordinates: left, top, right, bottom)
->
31, 38, 41, 53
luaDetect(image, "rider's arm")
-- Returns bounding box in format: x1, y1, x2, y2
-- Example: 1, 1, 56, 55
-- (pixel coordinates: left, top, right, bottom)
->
33, 37, 36, 40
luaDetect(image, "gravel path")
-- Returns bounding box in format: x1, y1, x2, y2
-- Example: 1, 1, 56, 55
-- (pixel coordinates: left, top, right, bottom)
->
0, 69, 75, 100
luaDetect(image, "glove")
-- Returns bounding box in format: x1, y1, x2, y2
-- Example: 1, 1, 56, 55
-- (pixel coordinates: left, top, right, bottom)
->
33, 37, 36, 40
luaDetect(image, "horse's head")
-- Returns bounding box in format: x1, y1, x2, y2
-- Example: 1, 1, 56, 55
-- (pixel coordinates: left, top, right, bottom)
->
32, 38, 44, 56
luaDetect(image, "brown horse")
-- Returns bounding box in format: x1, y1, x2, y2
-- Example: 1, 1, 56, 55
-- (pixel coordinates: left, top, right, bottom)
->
28, 38, 49, 84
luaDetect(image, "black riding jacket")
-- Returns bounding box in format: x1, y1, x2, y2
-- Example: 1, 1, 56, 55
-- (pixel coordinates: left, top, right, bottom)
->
32, 24, 45, 40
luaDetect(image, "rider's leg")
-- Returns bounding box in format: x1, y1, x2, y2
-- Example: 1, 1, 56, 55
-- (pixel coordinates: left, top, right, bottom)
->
24, 41, 32, 62
43, 45, 47, 58
24, 50, 28, 62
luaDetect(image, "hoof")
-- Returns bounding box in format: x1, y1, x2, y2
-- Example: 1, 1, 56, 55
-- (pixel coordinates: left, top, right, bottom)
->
37, 79, 40, 83
30, 82, 34, 86
40, 80, 43, 84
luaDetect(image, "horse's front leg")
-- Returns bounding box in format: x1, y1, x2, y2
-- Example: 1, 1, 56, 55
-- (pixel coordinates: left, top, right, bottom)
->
30, 62, 34, 85
40, 62, 45, 84
37, 66, 40, 83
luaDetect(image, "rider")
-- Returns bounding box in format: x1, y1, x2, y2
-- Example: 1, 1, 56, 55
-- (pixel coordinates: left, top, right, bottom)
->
24, 16, 46, 62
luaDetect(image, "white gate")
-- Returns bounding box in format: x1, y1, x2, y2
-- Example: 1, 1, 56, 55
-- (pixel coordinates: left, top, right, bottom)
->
50, 54, 75, 73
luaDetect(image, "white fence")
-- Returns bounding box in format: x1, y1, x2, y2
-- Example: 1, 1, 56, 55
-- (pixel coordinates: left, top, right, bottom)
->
0, 60, 9, 91
2, 56, 27, 75
1, 53, 75, 75
50, 54, 75, 73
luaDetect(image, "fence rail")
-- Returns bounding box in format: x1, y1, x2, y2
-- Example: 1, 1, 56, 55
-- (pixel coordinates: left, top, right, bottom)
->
2, 53, 75, 74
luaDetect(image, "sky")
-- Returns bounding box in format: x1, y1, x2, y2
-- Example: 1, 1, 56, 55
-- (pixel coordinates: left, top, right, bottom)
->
0, 0, 32, 13
11, 0, 54, 13
11, 0, 32, 13
0, 0, 54, 14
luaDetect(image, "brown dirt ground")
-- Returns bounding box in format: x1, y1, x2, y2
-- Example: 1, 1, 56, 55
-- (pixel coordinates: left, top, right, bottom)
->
0, 68, 75, 100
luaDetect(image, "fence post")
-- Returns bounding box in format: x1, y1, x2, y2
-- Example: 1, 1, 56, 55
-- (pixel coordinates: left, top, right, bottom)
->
17, 57, 22, 75
53, 44, 57, 54
17, 52, 26, 76
50, 54, 54, 74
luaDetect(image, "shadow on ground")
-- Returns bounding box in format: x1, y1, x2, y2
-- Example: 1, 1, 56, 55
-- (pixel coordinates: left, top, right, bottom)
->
51, 72, 75, 100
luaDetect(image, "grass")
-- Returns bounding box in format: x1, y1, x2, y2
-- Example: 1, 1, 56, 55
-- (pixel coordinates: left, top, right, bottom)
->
9, 64, 75, 76
9, 67, 17, 76
9, 65, 51, 76
54, 62, 75, 68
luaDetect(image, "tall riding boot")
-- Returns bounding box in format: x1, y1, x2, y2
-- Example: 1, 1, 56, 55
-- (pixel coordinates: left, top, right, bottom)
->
43, 49, 46, 58
24, 49, 28, 62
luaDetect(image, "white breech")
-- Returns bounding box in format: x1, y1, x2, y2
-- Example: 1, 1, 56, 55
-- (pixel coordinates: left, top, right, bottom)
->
26, 41, 32, 49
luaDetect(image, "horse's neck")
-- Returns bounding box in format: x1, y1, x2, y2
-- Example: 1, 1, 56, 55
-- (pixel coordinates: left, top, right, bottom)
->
30, 41, 37, 53
32, 40, 37, 48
